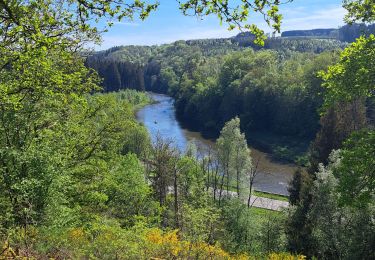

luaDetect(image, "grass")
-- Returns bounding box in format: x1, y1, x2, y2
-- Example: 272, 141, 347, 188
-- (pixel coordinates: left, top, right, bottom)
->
253, 191, 289, 202
249, 206, 281, 217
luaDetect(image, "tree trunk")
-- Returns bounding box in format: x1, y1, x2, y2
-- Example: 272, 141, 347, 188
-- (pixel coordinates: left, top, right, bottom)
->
236, 167, 240, 198
219, 167, 226, 205
213, 163, 219, 201
173, 167, 179, 229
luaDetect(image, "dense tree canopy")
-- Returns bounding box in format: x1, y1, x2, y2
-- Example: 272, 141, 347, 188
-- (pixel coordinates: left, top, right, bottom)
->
320, 34, 375, 107
343, 0, 375, 23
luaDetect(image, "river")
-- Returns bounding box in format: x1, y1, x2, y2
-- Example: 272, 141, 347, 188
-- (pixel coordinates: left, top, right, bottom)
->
136, 92, 296, 195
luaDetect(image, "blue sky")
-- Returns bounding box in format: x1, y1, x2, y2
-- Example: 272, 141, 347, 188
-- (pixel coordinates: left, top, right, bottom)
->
95, 0, 346, 50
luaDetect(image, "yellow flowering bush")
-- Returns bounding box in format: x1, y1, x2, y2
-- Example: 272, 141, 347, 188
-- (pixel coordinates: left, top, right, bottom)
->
146, 228, 240, 259
1, 225, 306, 259
268, 252, 306, 260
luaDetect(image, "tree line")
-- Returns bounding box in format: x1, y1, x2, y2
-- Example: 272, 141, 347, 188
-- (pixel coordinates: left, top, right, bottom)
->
85, 57, 145, 91
281, 23, 375, 43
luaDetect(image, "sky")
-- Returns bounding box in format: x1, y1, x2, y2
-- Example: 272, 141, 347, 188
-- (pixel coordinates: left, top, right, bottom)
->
95, 0, 347, 50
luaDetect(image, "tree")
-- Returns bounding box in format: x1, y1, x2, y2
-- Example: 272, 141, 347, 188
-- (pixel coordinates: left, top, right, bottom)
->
334, 129, 375, 207
147, 135, 178, 208
247, 156, 260, 208
285, 173, 315, 256
0, 0, 162, 237
103, 154, 159, 227
0, 0, 284, 52
319, 35, 375, 109
179, 0, 284, 45
259, 211, 287, 254
308, 99, 367, 173
288, 168, 307, 206
343, 0, 375, 24
304, 150, 375, 259
216, 117, 252, 203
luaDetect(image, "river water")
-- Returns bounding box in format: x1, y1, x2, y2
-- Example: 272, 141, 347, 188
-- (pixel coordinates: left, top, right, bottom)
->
136, 92, 296, 195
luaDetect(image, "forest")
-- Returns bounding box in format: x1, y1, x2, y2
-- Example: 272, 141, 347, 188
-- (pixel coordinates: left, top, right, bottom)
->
86, 30, 349, 163
1, 0, 374, 259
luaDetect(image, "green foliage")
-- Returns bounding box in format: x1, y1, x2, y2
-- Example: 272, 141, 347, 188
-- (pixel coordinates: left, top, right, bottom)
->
303, 150, 375, 259
304, 12, 375, 260
0, 41, 158, 252
178, 0, 284, 45
288, 169, 309, 206
273, 147, 294, 162
179, 203, 221, 243
103, 154, 160, 226
86, 58, 146, 91
320, 35, 375, 108
343, 0, 375, 23
220, 199, 287, 255
287, 130, 375, 259
220, 199, 261, 253
334, 130, 375, 207
308, 99, 367, 174
216, 117, 252, 199
157, 48, 340, 163
258, 212, 287, 254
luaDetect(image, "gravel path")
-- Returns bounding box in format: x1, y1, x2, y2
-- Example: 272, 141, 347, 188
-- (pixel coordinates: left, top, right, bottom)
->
211, 188, 289, 211
247, 195, 289, 211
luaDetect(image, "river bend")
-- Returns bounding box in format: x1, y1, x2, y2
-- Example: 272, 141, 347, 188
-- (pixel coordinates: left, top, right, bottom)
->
136, 93, 295, 195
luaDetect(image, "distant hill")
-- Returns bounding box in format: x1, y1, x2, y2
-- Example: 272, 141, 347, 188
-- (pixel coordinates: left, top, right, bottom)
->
86, 23, 375, 92
281, 23, 375, 42
232, 33, 346, 52
281, 28, 337, 38
86, 29, 348, 92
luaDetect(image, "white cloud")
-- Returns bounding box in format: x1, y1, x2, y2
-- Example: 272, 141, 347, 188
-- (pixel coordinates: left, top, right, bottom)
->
112, 21, 140, 26
281, 6, 347, 31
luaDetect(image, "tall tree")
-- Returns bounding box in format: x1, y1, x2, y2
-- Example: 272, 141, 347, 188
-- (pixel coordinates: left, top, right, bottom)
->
216, 117, 252, 202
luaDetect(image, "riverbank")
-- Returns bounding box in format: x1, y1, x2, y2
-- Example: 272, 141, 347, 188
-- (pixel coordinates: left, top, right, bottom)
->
177, 112, 311, 166
137, 92, 297, 195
